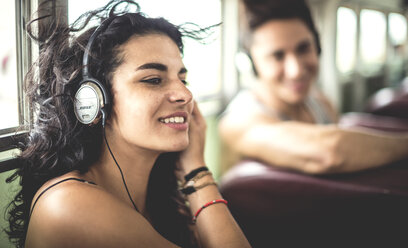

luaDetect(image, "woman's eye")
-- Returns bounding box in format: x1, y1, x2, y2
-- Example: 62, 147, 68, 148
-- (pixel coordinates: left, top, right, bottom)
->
181, 79, 189, 85
141, 78, 162, 84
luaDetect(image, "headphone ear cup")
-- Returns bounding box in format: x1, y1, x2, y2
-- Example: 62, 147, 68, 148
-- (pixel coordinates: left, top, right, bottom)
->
74, 80, 106, 125
246, 53, 258, 77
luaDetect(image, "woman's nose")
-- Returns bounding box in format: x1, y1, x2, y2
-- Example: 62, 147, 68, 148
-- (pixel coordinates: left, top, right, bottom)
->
168, 80, 193, 104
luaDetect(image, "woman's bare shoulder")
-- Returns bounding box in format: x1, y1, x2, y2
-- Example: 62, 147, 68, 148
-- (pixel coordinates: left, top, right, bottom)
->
26, 173, 178, 248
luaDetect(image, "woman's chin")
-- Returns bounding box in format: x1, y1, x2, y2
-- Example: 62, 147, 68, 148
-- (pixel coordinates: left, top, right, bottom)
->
165, 140, 189, 152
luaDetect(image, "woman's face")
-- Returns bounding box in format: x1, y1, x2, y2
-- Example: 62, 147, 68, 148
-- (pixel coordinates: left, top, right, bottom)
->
250, 18, 319, 105
108, 33, 193, 153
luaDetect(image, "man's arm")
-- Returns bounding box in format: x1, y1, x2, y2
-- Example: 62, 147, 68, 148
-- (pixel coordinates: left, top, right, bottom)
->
219, 111, 408, 174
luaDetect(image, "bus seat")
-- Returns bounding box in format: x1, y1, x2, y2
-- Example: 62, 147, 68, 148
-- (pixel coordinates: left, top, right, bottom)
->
219, 159, 408, 247
338, 112, 408, 132
364, 77, 408, 119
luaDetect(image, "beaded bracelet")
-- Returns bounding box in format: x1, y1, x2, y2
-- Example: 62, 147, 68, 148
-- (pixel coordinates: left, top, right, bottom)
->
193, 199, 228, 223
184, 166, 208, 182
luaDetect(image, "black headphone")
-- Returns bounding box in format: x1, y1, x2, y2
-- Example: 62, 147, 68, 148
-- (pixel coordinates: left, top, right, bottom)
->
74, 20, 112, 126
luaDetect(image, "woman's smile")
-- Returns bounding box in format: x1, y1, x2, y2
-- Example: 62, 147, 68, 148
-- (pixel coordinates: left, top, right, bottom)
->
159, 111, 189, 131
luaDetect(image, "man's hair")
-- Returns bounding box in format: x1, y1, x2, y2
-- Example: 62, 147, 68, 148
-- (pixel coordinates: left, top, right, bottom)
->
241, 0, 321, 55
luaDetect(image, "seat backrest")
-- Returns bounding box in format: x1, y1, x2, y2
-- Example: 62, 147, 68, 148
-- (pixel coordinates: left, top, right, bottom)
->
219, 160, 408, 247
364, 78, 408, 119
338, 112, 408, 132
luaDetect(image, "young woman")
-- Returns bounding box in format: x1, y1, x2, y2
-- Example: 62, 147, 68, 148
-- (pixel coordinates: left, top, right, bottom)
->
219, 0, 408, 174
6, 1, 251, 247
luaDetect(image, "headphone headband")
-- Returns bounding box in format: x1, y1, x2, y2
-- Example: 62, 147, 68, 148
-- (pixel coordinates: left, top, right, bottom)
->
82, 18, 114, 78
75, 17, 114, 125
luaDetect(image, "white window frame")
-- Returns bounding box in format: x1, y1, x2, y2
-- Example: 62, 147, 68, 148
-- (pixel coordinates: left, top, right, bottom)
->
0, 0, 49, 173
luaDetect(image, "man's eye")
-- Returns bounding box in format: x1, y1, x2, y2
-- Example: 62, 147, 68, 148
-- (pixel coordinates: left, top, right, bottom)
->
141, 78, 162, 84
273, 51, 285, 61
298, 45, 311, 54
297, 41, 313, 55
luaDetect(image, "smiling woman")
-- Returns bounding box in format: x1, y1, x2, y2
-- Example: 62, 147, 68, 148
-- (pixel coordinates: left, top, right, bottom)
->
5, 1, 250, 248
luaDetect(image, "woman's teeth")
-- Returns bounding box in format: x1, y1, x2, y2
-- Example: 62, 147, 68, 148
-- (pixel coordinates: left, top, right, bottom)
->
160, 117, 185, 124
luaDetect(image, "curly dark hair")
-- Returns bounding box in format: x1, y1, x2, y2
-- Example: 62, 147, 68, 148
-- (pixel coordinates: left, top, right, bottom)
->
5, 0, 210, 247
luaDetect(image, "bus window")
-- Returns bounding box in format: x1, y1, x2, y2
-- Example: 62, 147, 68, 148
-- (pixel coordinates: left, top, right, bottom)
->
388, 12, 407, 86
389, 12, 407, 46
359, 9, 387, 74
0, 1, 18, 131
336, 7, 357, 74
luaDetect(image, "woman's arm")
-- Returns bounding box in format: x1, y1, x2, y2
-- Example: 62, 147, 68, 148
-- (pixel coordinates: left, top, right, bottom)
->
219, 110, 408, 174
178, 102, 251, 248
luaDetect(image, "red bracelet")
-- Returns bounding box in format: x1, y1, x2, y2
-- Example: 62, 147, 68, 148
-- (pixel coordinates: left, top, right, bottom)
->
193, 199, 228, 223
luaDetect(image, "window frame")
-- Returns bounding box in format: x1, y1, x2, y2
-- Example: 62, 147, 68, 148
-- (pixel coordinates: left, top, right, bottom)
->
336, 3, 407, 76
0, 0, 40, 172
335, 6, 358, 75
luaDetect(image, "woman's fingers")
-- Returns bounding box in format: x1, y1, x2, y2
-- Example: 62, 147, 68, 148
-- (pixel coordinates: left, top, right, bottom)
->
178, 101, 206, 173
191, 101, 206, 130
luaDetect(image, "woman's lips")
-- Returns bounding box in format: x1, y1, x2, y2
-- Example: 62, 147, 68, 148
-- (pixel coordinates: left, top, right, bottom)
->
158, 112, 188, 131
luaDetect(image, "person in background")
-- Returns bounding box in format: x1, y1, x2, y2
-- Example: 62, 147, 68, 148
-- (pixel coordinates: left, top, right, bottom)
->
6, 1, 251, 247
219, 0, 408, 174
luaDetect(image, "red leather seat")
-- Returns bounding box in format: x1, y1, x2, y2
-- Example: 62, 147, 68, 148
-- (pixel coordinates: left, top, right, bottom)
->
338, 112, 408, 132
220, 160, 408, 247
364, 78, 408, 119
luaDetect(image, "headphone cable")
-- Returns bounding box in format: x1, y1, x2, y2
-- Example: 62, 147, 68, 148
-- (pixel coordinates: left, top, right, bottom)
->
101, 110, 139, 212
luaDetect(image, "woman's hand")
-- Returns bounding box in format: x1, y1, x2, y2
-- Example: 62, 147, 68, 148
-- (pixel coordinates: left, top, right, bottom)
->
179, 101, 207, 174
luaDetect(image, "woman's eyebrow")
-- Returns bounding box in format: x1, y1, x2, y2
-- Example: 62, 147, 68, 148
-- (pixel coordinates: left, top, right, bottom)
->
136, 62, 187, 75
136, 62, 167, 71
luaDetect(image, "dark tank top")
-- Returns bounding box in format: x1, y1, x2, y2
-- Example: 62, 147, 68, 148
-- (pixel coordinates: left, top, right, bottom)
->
29, 177, 96, 218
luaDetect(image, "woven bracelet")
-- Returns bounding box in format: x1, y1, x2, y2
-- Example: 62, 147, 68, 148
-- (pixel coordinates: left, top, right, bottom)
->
184, 166, 208, 182
182, 171, 212, 188
181, 181, 217, 195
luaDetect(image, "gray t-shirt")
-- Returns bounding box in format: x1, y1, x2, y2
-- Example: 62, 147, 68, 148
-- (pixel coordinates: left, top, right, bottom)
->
224, 90, 334, 124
